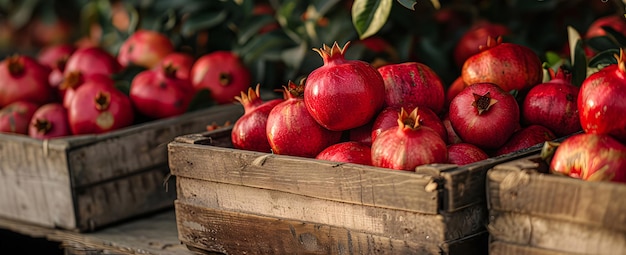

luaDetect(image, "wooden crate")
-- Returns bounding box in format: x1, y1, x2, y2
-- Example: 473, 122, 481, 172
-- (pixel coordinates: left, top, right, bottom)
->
0, 104, 243, 233
486, 154, 626, 255
168, 127, 546, 255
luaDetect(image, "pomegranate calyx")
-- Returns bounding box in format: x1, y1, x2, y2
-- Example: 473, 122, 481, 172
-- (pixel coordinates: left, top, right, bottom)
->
284, 79, 305, 99
94, 91, 112, 111
397, 107, 422, 130
162, 63, 178, 78
56, 56, 69, 72
33, 118, 52, 134
218, 72, 233, 86
472, 92, 498, 115
478, 36, 503, 52
313, 41, 350, 64
7, 55, 25, 75
60, 71, 82, 90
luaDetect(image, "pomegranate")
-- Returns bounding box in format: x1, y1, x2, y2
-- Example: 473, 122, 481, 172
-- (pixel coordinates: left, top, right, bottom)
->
462, 36, 543, 93
28, 103, 71, 139
304, 41, 385, 131
37, 44, 76, 70
0, 101, 39, 134
117, 29, 175, 69
551, 133, 626, 183
522, 67, 581, 137
584, 15, 626, 39
371, 107, 448, 171
448, 82, 520, 150
154, 52, 194, 81
0, 55, 53, 107
68, 82, 134, 135
442, 113, 463, 145
316, 141, 372, 166
578, 49, 626, 143
446, 76, 466, 109
130, 65, 195, 119
191, 51, 251, 104
346, 121, 374, 146
64, 47, 122, 78
495, 124, 556, 156
371, 106, 446, 143
377, 62, 446, 114
231, 84, 283, 153
453, 20, 510, 67
62, 73, 115, 109
266, 81, 342, 158
447, 143, 488, 166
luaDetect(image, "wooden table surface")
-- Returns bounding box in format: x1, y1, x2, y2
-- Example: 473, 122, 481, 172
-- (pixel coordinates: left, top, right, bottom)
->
0, 209, 198, 255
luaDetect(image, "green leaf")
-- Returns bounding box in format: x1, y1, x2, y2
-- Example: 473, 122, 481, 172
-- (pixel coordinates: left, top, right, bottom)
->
571, 39, 587, 87
545, 51, 563, 68
181, 10, 228, 37
588, 48, 619, 69
351, 0, 393, 39
601, 26, 626, 47
237, 15, 278, 45
186, 89, 215, 112
586, 36, 619, 53
238, 33, 291, 65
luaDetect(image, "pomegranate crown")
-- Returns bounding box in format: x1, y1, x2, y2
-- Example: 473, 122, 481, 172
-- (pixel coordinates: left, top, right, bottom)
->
397, 107, 421, 130
478, 36, 503, 51
312, 41, 351, 62
281, 79, 306, 99
548, 66, 572, 83
234, 84, 262, 107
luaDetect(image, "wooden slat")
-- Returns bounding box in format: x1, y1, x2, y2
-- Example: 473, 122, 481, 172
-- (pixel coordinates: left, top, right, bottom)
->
69, 104, 243, 187
175, 201, 487, 255
487, 155, 626, 232
168, 141, 440, 215
489, 241, 574, 255
176, 177, 486, 244
488, 211, 626, 254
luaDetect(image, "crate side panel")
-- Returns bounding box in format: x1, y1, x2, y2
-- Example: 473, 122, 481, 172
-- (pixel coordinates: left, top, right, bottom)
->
490, 241, 574, 255
69, 104, 243, 187
175, 201, 470, 255
488, 211, 626, 255
0, 137, 76, 229
73, 166, 175, 232
168, 142, 440, 214
487, 156, 626, 232
177, 177, 486, 244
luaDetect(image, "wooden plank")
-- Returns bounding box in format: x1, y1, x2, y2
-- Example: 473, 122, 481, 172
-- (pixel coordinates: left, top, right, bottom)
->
488, 211, 626, 254
69, 104, 243, 187
175, 201, 487, 255
487, 155, 626, 232
73, 166, 176, 232
0, 209, 193, 255
0, 135, 76, 229
490, 241, 574, 255
176, 177, 485, 244
168, 141, 440, 215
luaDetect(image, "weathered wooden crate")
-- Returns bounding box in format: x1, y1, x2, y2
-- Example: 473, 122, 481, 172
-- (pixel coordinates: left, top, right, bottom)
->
0, 104, 243, 233
486, 154, 626, 255
168, 127, 547, 255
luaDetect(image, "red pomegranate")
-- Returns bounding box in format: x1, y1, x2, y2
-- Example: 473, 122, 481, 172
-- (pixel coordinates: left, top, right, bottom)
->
522, 67, 581, 137
0, 101, 39, 134
448, 82, 520, 150
191, 51, 251, 104
68, 82, 134, 135
447, 143, 488, 166
154, 52, 194, 81
495, 124, 556, 156
0, 55, 53, 107
304, 41, 385, 131
462, 36, 543, 93
453, 20, 510, 67
442, 113, 463, 145
231, 84, 283, 153
377, 62, 446, 114
371, 107, 448, 171
64, 47, 122, 78
130, 65, 195, 119
578, 49, 626, 143
346, 121, 374, 146
316, 141, 372, 166
446, 76, 466, 109
37, 44, 76, 70
266, 81, 342, 158
28, 103, 71, 139
371, 106, 446, 144
62, 73, 115, 109
117, 29, 175, 69
551, 133, 626, 183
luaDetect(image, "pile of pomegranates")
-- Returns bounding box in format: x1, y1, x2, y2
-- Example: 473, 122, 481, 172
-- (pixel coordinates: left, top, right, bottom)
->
0, 29, 250, 140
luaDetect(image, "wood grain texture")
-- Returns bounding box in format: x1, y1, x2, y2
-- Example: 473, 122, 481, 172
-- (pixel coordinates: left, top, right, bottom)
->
489, 241, 574, 255
168, 141, 440, 215
176, 177, 485, 244
487, 155, 626, 232
175, 201, 488, 255
488, 211, 626, 254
